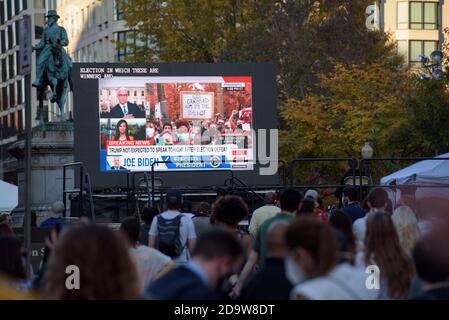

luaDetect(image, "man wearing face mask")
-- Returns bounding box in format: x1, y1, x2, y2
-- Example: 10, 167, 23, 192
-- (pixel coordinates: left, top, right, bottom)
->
145, 229, 244, 300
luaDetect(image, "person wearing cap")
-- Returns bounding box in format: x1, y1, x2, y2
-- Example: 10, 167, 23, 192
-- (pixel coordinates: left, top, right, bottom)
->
32, 10, 72, 92
304, 189, 328, 223
148, 189, 197, 265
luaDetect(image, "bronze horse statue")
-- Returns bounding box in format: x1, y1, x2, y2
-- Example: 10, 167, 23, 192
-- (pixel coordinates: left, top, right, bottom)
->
35, 52, 72, 121
32, 10, 72, 121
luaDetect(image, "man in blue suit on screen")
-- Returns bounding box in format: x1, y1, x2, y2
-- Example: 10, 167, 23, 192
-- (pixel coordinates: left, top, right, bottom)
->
106, 87, 145, 119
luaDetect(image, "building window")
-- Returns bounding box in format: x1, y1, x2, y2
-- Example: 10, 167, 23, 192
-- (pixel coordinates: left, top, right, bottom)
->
114, 0, 126, 20
7, 0, 13, 21
8, 54, 14, 79
410, 40, 438, 67
0, 30, 5, 54
116, 31, 134, 61
1, 59, 7, 82
410, 2, 438, 30
397, 2, 438, 30
7, 25, 13, 50
18, 109, 23, 132
15, 21, 19, 47
14, 0, 20, 15
9, 83, 15, 108
2, 87, 8, 110
0, 3, 5, 24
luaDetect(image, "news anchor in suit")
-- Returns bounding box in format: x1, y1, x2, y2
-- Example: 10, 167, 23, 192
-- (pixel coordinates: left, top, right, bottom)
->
107, 87, 145, 118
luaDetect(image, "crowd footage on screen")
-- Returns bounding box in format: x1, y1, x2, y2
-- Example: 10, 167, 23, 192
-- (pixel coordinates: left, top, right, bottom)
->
99, 87, 252, 148
1, 187, 448, 300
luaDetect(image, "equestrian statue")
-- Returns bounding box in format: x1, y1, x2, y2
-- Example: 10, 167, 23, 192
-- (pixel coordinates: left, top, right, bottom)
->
32, 10, 72, 121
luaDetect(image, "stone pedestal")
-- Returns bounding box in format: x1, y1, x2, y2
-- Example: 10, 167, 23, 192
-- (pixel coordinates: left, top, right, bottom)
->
8, 122, 74, 227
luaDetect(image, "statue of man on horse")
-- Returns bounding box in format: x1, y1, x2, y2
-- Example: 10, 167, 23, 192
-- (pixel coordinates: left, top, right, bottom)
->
32, 10, 72, 121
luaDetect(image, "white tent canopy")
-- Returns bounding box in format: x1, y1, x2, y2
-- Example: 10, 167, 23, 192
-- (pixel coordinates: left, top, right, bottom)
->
380, 152, 449, 203
0, 179, 18, 214
381, 152, 449, 185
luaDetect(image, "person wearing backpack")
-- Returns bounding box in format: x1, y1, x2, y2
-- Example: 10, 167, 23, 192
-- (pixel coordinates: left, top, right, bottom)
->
148, 189, 197, 265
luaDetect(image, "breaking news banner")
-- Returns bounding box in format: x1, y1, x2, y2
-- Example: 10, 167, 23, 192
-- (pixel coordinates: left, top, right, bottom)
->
98, 76, 254, 173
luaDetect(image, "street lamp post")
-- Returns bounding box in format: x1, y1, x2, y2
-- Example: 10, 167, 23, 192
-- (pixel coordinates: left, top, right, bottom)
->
418, 50, 446, 80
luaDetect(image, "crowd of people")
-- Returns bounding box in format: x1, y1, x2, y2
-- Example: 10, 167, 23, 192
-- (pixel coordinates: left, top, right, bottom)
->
1, 186, 449, 300
103, 113, 251, 147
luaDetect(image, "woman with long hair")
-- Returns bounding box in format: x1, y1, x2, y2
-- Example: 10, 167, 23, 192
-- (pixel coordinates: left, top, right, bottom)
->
44, 225, 140, 299
391, 206, 420, 257
113, 119, 134, 141
359, 212, 414, 299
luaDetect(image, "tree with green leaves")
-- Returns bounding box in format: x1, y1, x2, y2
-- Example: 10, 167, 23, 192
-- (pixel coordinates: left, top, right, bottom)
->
279, 60, 418, 183
116, 0, 255, 62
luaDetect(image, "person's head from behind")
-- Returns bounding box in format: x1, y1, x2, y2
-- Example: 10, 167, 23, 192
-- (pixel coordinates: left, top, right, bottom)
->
279, 188, 303, 214
0, 213, 12, 227
365, 211, 413, 298
343, 186, 359, 204
181, 200, 193, 213
212, 195, 248, 229
44, 225, 139, 299
285, 218, 338, 279
0, 236, 26, 281
198, 202, 211, 216
141, 206, 159, 225
0, 224, 14, 237
192, 229, 244, 288
391, 206, 420, 255
52, 201, 65, 217
366, 188, 389, 212
264, 192, 277, 205
412, 224, 449, 287
120, 217, 140, 246
329, 210, 356, 263
297, 198, 316, 217
266, 221, 289, 258
165, 189, 182, 211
